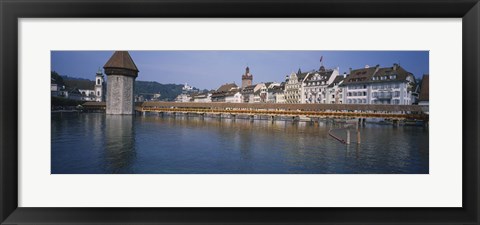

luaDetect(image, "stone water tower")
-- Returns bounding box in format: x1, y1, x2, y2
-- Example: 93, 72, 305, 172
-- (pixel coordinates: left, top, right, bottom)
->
103, 51, 139, 115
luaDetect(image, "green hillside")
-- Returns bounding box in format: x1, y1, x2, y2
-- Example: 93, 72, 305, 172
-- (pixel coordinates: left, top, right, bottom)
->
58, 73, 188, 101
135, 81, 184, 101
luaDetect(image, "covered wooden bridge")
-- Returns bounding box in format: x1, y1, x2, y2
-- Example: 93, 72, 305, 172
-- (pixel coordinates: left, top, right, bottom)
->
134, 102, 429, 120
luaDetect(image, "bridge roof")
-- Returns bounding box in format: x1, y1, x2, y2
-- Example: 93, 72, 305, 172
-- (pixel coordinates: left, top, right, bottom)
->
140, 102, 428, 113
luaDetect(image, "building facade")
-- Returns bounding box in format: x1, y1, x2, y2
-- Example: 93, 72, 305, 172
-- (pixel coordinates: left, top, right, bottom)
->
211, 83, 240, 102
341, 64, 417, 105
302, 66, 339, 104
326, 75, 345, 104
284, 70, 311, 104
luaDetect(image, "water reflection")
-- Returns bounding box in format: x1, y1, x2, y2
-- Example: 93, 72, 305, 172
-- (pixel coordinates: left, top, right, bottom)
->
52, 113, 429, 174
104, 115, 135, 173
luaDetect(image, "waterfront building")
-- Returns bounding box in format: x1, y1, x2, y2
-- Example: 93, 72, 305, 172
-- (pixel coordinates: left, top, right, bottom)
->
275, 83, 286, 103
253, 83, 268, 103
77, 88, 97, 101
51, 78, 68, 98
104, 51, 139, 115
211, 83, 240, 102
192, 92, 212, 103
418, 74, 429, 106
266, 82, 281, 103
175, 93, 192, 102
241, 83, 266, 103
302, 66, 339, 104
66, 89, 84, 101
51, 78, 59, 93
284, 69, 310, 104
341, 64, 417, 105
55, 70, 105, 102
326, 75, 345, 104
224, 91, 243, 103
241, 66, 253, 88
240, 85, 256, 103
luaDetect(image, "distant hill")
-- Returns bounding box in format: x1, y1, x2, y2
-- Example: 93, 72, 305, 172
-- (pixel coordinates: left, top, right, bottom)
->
64, 79, 95, 90
57, 73, 191, 101
61, 75, 91, 81
135, 81, 185, 101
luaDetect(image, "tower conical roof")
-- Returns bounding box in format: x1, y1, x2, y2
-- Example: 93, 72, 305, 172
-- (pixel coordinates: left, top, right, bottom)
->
104, 51, 139, 71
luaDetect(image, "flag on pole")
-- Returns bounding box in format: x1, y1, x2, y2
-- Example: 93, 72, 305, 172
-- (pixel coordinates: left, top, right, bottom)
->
320, 56, 323, 62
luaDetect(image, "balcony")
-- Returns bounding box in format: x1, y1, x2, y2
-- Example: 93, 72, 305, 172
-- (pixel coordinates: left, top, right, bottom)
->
376, 92, 393, 100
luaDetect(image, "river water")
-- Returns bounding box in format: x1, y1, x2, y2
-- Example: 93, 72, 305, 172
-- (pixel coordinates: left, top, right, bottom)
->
51, 113, 429, 174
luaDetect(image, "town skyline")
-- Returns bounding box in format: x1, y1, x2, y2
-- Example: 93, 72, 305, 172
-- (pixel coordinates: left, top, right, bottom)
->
51, 51, 429, 90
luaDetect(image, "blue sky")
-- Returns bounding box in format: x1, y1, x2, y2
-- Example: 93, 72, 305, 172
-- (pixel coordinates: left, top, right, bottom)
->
51, 51, 429, 90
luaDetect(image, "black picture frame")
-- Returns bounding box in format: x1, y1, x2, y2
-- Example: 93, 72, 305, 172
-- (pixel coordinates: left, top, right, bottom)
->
1, 0, 479, 224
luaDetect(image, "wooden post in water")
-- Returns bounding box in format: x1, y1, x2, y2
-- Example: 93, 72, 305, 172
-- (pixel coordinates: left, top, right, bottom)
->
357, 129, 361, 144
346, 130, 351, 145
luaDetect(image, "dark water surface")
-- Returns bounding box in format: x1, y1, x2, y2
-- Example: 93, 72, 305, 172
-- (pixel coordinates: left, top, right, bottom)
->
51, 113, 429, 174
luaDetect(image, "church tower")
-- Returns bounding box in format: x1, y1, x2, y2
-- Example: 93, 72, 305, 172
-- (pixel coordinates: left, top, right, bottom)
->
103, 51, 139, 115
241, 66, 253, 88
94, 68, 105, 102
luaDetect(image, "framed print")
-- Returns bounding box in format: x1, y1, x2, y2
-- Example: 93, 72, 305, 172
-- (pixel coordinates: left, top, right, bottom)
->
1, 0, 479, 224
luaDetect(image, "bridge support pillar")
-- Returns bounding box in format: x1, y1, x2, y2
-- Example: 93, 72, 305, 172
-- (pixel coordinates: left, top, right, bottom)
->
392, 119, 399, 127
346, 130, 351, 145
357, 130, 361, 144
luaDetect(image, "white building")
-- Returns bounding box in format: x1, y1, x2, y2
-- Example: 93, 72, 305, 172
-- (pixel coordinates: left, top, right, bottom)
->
326, 75, 345, 104
175, 93, 192, 102
78, 89, 97, 101
225, 91, 243, 103
341, 64, 417, 105
266, 82, 281, 103
253, 83, 268, 103
302, 66, 339, 104
192, 92, 212, 103
241, 83, 266, 103
211, 83, 240, 102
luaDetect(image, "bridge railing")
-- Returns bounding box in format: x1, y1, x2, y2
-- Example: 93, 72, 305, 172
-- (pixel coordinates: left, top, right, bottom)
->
140, 102, 428, 113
